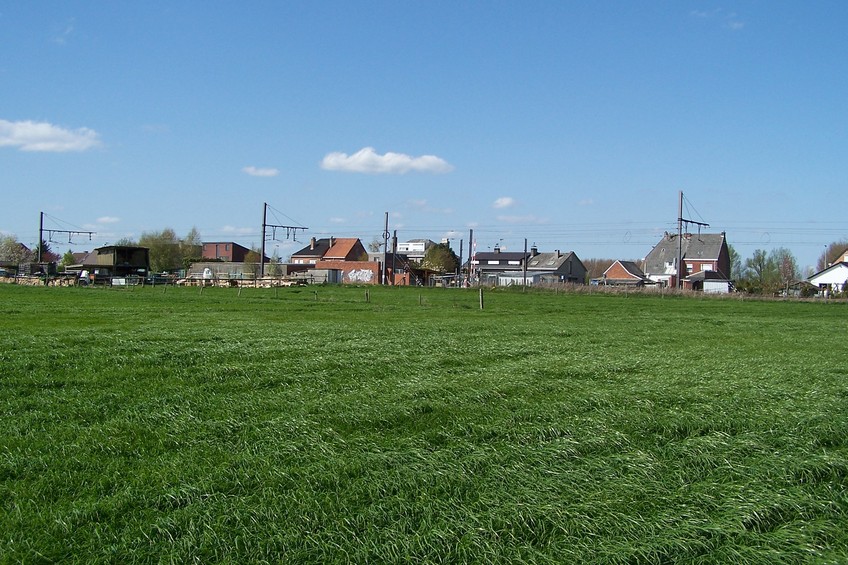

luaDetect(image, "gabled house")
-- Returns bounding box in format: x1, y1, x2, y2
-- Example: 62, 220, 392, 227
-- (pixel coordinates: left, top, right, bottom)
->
525, 247, 587, 284
642, 232, 730, 288
601, 260, 648, 286
808, 261, 848, 295
471, 245, 528, 284
323, 238, 368, 262
291, 237, 335, 264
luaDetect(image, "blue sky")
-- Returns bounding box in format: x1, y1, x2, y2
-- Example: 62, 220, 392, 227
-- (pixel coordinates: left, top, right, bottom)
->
2, 2, 846, 271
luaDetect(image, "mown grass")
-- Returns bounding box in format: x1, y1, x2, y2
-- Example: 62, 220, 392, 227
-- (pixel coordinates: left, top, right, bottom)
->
1, 284, 846, 563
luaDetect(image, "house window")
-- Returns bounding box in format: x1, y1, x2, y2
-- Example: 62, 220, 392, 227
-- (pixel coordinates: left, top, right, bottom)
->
225, 244, 230, 251
508, 261, 520, 265
702, 263, 713, 271
487, 260, 499, 265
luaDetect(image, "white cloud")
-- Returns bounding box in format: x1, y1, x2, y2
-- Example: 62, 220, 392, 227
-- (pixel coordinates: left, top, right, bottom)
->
329, 217, 346, 224
222, 225, 255, 235
0, 119, 101, 152
242, 166, 279, 177
97, 216, 120, 224
321, 147, 453, 175
493, 197, 516, 209
578, 198, 594, 206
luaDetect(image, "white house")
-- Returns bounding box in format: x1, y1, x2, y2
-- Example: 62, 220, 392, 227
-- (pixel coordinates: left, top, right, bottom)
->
808, 262, 848, 294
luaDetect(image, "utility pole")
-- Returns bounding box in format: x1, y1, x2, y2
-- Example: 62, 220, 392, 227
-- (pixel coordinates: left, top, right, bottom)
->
391, 230, 397, 286
382, 212, 390, 285
523, 238, 528, 287
38, 211, 95, 262
468, 228, 474, 286
458, 238, 463, 287
260, 202, 307, 277
676, 191, 709, 289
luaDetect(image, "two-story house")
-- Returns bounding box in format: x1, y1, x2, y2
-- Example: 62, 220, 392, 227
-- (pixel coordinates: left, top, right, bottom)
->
642, 232, 730, 289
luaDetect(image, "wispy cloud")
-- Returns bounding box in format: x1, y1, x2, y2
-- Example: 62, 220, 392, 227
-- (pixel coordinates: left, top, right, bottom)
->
222, 225, 255, 235
141, 124, 170, 134
242, 166, 279, 177
53, 18, 75, 45
493, 197, 516, 209
578, 198, 594, 206
725, 16, 744, 31
97, 216, 120, 224
690, 8, 744, 31
321, 147, 453, 175
409, 199, 453, 214
0, 119, 101, 152
329, 217, 346, 224
496, 214, 548, 225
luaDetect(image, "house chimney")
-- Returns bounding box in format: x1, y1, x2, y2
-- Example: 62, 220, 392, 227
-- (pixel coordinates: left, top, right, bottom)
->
530, 245, 538, 257
329, 236, 335, 248
556, 249, 561, 258
493, 244, 500, 253
310, 237, 316, 250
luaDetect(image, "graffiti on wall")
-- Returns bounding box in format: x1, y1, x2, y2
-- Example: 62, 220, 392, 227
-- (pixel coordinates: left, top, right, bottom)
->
347, 268, 375, 283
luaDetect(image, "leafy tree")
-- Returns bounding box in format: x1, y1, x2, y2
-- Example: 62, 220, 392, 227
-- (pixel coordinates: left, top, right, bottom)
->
268, 250, 282, 277
138, 228, 205, 272
0, 235, 32, 264
113, 237, 137, 246
727, 244, 742, 280
742, 249, 779, 293
421, 243, 458, 273
34, 239, 53, 262
139, 228, 181, 272
243, 248, 261, 278
180, 226, 203, 269
60, 249, 76, 270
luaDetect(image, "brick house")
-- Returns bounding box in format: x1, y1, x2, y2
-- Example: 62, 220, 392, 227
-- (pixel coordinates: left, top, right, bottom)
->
601, 260, 648, 286
642, 232, 730, 288
202, 242, 251, 262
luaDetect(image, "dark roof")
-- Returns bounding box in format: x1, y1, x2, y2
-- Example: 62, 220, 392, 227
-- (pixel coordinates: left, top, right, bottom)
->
617, 260, 647, 279
643, 232, 726, 275
291, 238, 332, 257
474, 251, 528, 262
526, 251, 577, 270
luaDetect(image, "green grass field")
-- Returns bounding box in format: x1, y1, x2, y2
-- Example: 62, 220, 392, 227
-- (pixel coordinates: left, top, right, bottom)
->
1, 284, 846, 563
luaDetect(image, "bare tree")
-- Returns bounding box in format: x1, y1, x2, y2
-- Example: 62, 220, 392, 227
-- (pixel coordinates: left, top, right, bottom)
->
770, 247, 799, 292
818, 240, 848, 271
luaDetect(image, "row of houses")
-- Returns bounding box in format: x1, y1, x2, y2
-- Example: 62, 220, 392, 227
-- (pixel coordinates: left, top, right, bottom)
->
8, 231, 847, 294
